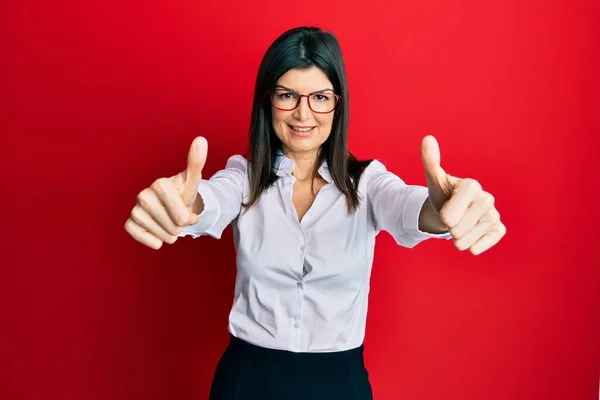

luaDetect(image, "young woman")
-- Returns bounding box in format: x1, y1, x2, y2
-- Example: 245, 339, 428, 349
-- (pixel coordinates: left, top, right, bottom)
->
125, 26, 506, 400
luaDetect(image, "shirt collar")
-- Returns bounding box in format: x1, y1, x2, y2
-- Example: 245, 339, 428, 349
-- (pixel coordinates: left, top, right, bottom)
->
274, 149, 332, 183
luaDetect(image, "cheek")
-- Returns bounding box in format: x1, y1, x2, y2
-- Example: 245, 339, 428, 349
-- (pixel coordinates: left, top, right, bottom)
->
271, 110, 280, 124
271, 111, 288, 132
317, 114, 334, 132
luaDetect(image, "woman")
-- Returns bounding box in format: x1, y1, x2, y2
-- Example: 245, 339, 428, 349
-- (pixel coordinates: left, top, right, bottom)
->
124, 26, 505, 400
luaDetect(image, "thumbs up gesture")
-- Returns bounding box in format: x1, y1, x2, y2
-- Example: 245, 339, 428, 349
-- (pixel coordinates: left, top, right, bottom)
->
420, 135, 506, 255
125, 137, 208, 249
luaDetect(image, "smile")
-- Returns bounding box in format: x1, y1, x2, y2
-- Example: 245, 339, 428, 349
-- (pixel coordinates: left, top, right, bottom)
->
288, 125, 315, 136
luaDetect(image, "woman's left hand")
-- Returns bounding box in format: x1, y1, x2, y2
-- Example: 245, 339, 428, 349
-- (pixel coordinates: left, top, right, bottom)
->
421, 135, 506, 255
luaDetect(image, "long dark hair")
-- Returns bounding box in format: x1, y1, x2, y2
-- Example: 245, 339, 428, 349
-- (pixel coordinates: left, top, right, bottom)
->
244, 26, 371, 214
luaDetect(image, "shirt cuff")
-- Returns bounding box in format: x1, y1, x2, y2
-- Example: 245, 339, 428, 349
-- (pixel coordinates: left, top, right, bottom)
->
400, 186, 453, 241
178, 180, 221, 239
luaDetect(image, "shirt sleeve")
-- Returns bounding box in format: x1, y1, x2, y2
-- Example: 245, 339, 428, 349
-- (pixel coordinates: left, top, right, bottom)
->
366, 160, 453, 248
178, 155, 247, 239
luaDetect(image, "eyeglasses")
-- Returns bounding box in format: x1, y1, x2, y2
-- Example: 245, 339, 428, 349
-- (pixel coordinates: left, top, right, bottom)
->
268, 88, 341, 114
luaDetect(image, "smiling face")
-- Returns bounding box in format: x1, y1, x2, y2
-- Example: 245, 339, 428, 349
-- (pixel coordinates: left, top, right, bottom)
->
271, 67, 336, 160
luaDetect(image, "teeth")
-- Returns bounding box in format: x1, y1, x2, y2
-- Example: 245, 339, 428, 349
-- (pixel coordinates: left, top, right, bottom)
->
291, 127, 313, 132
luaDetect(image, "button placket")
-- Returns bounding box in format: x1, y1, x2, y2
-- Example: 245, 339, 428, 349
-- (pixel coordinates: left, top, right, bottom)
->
295, 238, 307, 339
299, 243, 307, 278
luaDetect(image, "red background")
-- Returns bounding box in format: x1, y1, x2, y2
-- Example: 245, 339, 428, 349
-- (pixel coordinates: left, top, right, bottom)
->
2, 0, 599, 399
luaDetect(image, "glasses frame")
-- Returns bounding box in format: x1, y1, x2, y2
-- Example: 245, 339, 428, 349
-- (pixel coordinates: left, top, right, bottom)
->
267, 88, 342, 114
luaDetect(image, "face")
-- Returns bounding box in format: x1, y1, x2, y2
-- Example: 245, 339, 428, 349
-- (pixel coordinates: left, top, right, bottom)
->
271, 67, 336, 159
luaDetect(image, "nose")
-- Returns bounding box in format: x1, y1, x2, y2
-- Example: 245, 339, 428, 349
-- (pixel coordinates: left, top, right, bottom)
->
293, 96, 311, 121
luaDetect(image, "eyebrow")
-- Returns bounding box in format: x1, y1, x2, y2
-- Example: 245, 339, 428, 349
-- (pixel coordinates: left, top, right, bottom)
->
274, 85, 334, 94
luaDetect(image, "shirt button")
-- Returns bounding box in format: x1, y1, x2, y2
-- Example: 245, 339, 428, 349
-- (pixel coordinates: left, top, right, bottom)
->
300, 245, 305, 251
294, 321, 301, 328
297, 281, 303, 289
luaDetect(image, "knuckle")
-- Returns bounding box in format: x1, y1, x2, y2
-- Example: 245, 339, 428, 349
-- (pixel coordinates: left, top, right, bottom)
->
483, 211, 498, 227
498, 222, 507, 236
449, 226, 461, 238
172, 213, 184, 226
468, 179, 482, 191
130, 206, 144, 223
172, 211, 189, 227
125, 220, 144, 242
153, 177, 173, 197
164, 224, 179, 236
453, 239, 467, 251
491, 209, 501, 223
136, 189, 152, 209
124, 218, 134, 233
151, 178, 167, 191
439, 210, 455, 228
484, 208, 500, 225
165, 234, 178, 244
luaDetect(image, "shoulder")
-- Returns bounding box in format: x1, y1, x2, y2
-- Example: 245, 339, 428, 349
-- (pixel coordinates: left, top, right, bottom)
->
348, 159, 387, 195
223, 154, 249, 172
364, 159, 387, 173
360, 158, 390, 181
208, 155, 249, 185
359, 158, 407, 192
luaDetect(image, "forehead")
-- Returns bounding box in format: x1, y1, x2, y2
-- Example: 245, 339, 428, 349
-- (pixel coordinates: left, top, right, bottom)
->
276, 67, 333, 92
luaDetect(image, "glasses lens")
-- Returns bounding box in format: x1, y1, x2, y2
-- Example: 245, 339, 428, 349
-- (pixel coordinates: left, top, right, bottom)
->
309, 93, 336, 113
271, 90, 338, 113
271, 90, 298, 110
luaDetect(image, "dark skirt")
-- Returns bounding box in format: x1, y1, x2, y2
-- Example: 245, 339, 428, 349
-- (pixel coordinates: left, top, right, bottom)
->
209, 334, 373, 400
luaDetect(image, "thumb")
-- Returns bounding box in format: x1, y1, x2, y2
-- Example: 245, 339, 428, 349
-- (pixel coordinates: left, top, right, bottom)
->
181, 136, 208, 207
421, 135, 446, 182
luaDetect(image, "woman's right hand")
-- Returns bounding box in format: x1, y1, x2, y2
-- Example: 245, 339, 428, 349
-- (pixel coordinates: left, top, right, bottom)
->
124, 137, 208, 249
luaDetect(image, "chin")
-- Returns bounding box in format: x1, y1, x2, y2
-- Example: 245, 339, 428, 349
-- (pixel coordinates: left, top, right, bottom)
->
287, 135, 321, 148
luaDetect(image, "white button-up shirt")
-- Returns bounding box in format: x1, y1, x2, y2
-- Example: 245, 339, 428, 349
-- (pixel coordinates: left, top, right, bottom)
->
179, 151, 452, 353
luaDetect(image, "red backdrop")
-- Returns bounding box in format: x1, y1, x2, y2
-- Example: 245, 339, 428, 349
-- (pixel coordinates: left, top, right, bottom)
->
2, 0, 599, 399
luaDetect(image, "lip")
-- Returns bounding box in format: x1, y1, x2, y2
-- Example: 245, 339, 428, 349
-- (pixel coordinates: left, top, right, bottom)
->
288, 124, 315, 137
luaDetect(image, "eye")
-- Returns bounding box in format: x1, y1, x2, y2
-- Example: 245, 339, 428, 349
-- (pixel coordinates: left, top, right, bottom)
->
313, 94, 331, 102
277, 91, 297, 100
